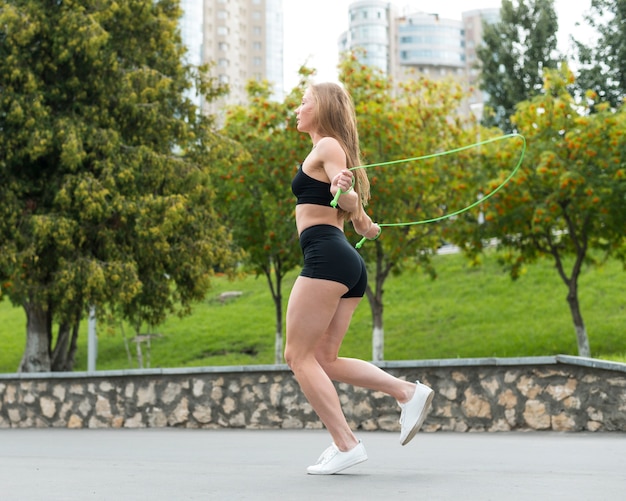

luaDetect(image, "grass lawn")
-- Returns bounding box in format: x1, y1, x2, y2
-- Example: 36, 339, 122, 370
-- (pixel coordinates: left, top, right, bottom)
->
0, 251, 624, 372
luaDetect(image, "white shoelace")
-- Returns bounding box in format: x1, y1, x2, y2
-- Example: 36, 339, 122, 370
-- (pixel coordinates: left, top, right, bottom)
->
314, 444, 339, 465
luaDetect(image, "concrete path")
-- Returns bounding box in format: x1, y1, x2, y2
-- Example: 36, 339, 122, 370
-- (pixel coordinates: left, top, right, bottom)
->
1, 429, 625, 500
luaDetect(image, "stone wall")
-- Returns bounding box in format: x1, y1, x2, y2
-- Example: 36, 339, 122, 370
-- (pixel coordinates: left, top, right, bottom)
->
1, 355, 625, 432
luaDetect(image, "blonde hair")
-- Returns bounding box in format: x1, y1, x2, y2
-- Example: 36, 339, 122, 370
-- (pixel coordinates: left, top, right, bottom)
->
309, 83, 371, 220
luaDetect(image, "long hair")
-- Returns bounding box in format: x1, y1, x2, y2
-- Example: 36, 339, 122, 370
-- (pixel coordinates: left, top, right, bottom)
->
309, 83, 371, 220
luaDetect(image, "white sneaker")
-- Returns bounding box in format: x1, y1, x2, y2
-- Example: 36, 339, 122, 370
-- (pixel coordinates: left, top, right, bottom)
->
306, 441, 368, 475
398, 381, 434, 445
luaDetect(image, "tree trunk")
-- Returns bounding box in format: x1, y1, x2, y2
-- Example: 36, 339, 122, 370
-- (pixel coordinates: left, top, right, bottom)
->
549, 218, 591, 358
51, 322, 71, 371
369, 294, 384, 361
372, 324, 384, 361
273, 280, 283, 364
274, 326, 283, 364
65, 321, 80, 371
135, 331, 144, 369
566, 282, 591, 358
51, 306, 82, 371
19, 302, 52, 372
264, 258, 284, 365
367, 276, 385, 361
367, 272, 385, 361
367, 243, 391, 362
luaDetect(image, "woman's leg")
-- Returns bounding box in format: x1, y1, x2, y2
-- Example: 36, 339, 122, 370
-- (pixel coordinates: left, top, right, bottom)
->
315, 298, 416, 404
317, 297, 435, 446
284, 276, 359, 452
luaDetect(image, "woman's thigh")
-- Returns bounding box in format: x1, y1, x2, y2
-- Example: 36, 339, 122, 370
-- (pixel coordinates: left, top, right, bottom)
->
285, 276, 347, 354
315, 296, 362, 363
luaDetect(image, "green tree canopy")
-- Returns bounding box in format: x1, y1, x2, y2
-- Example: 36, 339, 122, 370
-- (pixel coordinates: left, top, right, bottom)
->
0, 0, 241, 372
574, 0, 626, 108
477, 0, 560, 132
451, 64, 626, 357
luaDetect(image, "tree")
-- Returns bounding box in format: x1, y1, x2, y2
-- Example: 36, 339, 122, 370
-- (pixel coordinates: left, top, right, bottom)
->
340, 54, 487, 360
573, 0, 626, 108
451, 64, 626, 357
477, 0, 560, 132
0, 0, 241, 372
219, 76, 311, 364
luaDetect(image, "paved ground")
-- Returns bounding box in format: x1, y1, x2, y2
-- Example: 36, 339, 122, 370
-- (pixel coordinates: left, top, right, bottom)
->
1, 429, 625, 500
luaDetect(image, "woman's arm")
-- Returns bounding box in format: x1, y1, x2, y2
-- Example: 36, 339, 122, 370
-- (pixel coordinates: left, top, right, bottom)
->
329, 163, 380, 239
351, 208, 381, 239
316, 137, 361, 213
317, 137, 380, 238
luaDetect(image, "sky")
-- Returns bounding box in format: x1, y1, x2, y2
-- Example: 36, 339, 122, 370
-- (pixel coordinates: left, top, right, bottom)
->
282, 0, 594, 91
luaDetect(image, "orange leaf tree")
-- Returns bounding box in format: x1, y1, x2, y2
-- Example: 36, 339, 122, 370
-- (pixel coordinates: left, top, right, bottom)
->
451, 64, 626, 357
218, 75, 312, 363
339, 53, 486, 360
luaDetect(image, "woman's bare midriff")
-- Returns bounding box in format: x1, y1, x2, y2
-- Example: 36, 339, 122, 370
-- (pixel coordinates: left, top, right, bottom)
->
295, 204, 344, 236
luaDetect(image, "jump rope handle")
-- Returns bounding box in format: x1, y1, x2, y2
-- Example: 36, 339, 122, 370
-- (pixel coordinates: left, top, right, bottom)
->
330, 180, 380, 248
330, 174, 355, 208
355, 225, 382, 249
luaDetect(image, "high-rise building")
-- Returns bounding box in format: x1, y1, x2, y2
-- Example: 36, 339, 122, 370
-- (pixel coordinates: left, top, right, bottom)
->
179, 0, 284, 116
341, 1, 397, 75
341, 1, 467, 82
395, 11, 465, 81
340, 2, 500, 115
463, 8, 500, 120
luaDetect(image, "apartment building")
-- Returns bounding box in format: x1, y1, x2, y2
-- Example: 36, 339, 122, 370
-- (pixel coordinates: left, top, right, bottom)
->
339, 1, 500, 114
338, 1, 397, 74
179, 0, 283, 115
463, 8, 500, 120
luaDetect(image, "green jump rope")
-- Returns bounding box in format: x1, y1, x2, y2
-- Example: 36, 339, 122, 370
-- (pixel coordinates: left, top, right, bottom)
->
329, 133, 527, 248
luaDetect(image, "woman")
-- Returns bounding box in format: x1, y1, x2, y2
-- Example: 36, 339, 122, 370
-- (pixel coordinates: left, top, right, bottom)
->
284, 82, 434, 475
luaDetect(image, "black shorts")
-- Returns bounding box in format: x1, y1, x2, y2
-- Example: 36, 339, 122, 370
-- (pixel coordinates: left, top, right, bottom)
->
299, 225, 367, 298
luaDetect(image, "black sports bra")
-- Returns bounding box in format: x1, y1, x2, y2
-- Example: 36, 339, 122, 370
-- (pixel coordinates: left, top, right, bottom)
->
291, 164, 334, 206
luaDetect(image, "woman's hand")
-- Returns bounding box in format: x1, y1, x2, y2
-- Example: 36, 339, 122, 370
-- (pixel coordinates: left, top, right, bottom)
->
352, 210, 380, 239
355, 221, 380, 239
363, 222, 381, 240
330, 170, 359, 212
331, 170, 354, 196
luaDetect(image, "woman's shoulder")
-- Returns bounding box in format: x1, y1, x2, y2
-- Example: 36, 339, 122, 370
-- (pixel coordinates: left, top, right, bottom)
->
316, 136, 342, 151
314, 136, 345, 163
